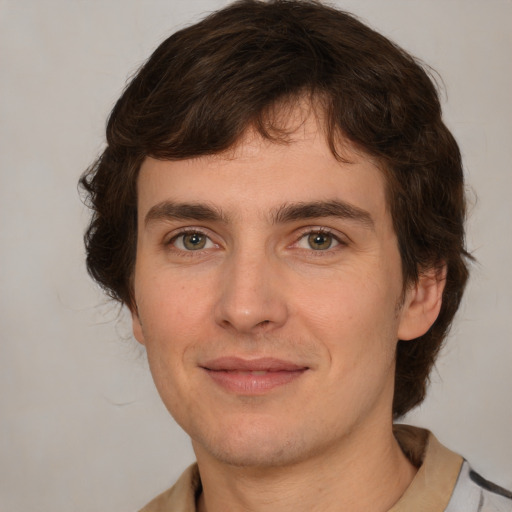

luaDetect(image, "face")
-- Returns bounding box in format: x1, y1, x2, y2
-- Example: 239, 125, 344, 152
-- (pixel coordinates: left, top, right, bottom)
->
131, 113, 435, 469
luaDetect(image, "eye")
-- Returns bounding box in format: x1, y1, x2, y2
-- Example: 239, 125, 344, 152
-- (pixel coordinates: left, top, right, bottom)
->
296, 231, 340, 251
171, 231, 215, 251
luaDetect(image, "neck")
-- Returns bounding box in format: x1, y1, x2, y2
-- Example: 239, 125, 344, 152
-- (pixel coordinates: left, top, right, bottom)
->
195, 421, 416, 512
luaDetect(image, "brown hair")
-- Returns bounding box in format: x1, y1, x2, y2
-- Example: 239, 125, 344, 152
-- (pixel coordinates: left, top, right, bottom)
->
80, 0, 471, 418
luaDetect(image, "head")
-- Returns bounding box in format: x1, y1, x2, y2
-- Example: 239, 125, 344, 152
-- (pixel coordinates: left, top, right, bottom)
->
81, 0, 470, 421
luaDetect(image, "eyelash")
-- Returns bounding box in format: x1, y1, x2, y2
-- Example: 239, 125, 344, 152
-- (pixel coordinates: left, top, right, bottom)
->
166, 229, 216, 253
165, 227, 347, 255
292, 227, 347, 254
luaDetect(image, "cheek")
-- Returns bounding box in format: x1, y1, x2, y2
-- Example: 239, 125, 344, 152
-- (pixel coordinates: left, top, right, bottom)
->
136, 269, 214, 335
134, 273, 217, 400
294, 268, 398, 331
292, 267, 401, 370
135, 276, 211, 415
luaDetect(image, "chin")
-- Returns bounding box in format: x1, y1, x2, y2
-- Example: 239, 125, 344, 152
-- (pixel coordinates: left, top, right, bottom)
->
200, 439, 304, 468
191, 419, 322, 469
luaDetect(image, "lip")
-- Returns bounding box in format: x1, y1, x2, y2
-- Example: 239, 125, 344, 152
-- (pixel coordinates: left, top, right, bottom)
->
201, 357, 309, 394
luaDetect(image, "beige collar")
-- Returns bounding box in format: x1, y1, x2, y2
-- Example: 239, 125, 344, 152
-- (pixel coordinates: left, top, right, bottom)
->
390, 425, 463, 511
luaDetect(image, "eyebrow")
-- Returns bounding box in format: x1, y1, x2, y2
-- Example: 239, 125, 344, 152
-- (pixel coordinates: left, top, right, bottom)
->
144, 199, 374, 229
272, 200, 374, 229
144, 201, 227, 226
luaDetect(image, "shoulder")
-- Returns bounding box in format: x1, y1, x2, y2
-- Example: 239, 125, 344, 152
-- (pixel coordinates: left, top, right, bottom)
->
446, 460, 512, 512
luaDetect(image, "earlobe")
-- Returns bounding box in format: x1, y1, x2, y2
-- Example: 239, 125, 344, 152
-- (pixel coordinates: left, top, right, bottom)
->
130, 305, 146, 345
397, 265, 446, 341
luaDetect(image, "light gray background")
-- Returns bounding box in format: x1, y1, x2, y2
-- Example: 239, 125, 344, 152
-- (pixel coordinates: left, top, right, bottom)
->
1, 1, 511, 510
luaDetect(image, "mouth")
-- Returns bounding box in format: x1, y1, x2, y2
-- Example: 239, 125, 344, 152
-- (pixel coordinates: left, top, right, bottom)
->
200, 357, 309, 394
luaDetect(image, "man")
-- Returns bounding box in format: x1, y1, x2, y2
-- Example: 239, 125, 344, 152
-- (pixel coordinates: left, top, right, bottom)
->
80, 1, 512, 510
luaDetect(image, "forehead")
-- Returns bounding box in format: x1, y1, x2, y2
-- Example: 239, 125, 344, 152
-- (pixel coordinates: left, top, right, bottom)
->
137, 111, 389, 226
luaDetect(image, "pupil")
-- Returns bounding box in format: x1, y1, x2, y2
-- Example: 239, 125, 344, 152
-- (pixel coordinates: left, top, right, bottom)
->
308, 233, 331, 250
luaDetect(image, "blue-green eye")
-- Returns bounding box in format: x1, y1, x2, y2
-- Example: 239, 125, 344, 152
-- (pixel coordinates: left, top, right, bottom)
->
297, 231, 340, 251
173, 232, 213, 251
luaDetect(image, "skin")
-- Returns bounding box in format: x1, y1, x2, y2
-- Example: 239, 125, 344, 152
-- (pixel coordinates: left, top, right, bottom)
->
131, 111, 444, 512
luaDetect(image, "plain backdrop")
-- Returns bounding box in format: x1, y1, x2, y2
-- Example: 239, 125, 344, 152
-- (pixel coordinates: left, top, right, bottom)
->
1, 1, 511, 510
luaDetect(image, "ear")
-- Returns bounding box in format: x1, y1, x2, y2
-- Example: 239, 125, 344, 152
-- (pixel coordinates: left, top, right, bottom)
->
130, 305, 146, 345
397, 265, 446, 341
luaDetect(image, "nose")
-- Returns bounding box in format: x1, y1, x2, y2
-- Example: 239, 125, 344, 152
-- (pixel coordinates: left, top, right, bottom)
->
214, 249, 289, 335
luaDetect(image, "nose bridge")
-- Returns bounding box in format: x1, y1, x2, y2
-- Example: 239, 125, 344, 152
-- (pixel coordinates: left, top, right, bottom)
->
214, 241, 287, 333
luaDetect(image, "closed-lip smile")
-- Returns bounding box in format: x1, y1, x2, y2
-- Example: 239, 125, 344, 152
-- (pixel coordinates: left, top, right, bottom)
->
201, 357, 309, 394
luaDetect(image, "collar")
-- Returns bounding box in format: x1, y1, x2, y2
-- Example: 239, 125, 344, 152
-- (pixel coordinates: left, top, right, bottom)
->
390, 425, 463, 511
